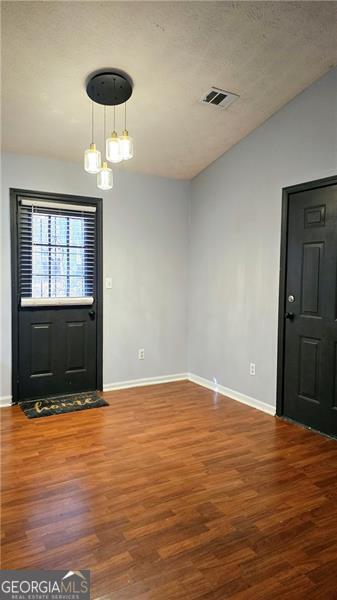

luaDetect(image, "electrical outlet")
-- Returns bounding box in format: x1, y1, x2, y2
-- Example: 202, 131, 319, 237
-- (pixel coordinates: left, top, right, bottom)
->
250, 363, 256, 376
138, 349, 145, 360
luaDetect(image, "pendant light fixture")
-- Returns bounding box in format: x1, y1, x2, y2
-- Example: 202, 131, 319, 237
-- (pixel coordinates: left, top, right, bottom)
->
84, 102, 101, 174
106, 104, 122, 164
97, 161, 113, 190
97, 106, 113, 190
119, 102, 134, 161
84, 70, 134, 191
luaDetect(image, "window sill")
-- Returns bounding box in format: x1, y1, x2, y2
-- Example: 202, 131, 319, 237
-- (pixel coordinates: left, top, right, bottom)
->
21, 297, 94, 307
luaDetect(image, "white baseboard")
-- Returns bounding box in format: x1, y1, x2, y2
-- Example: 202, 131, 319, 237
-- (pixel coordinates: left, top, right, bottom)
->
188, 373, 275, 416
0, 396, 12, 407
0, 374, 275, 417
103, 373, 189, 392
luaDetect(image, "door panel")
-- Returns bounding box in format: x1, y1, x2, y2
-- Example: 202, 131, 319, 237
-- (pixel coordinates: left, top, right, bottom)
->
19, 307, 96, 399
301, 242, 323, 315
283, 184, 337, 436
65, 321, 87, 372
30, 322, 53, 376
298, 336, 320, 403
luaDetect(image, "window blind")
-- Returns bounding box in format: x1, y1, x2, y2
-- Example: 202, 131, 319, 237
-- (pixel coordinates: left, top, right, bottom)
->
18, 199, 97, 307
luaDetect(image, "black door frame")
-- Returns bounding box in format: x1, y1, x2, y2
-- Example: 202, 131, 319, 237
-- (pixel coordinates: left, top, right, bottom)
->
10, 188, 103, 404
276, 174, 337, 417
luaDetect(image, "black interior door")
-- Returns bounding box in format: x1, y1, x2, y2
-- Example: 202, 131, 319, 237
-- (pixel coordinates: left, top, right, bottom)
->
283, 183, 337, 436
11, 190, 102, 402
19, 306, 97, 399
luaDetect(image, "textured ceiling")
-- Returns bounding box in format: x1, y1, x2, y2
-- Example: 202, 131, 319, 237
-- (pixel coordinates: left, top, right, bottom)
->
2, 1, 337, 179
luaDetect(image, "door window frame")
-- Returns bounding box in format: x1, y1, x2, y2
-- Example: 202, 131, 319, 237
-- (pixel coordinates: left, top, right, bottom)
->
10, 188, 103, 403
276, 175, 337, 417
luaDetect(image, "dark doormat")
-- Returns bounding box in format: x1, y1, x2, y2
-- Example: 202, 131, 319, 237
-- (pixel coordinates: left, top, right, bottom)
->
19, 391, 109, 419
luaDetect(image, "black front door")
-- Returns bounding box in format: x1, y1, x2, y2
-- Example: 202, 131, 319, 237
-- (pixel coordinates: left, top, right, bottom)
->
11, 190, 102, 402
283, 182, 337, 436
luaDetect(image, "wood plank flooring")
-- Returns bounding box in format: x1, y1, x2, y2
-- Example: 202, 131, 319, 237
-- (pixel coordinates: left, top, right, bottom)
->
1, 381, 337, 599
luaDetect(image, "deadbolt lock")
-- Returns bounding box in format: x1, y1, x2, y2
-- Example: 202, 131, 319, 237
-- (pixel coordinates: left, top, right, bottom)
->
288, 295, 295, 303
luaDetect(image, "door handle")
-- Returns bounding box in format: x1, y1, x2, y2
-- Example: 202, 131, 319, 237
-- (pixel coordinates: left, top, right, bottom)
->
89, 310, 95, 320
285, 312, 295, 321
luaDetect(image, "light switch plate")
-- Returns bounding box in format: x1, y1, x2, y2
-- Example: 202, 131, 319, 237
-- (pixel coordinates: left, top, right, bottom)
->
105, 277, 112, 289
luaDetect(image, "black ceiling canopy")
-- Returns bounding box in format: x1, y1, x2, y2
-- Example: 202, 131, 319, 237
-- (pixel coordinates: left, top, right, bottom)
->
86, 71, 133, 106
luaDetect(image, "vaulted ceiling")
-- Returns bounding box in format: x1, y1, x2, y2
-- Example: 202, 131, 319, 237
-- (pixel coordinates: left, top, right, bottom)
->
2, 1, 337, 179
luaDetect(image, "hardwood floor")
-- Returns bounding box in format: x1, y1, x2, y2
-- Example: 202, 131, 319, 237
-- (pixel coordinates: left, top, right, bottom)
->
1, 381, 337, 599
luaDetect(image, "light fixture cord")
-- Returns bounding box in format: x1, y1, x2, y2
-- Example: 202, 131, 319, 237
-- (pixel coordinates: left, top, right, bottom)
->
113, 78, 116, 132
124, 102, 127, 131
91, 101, 94, 144
104, 105, 106, 150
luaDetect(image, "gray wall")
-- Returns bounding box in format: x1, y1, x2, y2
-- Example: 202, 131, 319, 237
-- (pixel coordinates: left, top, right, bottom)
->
188, 67, 337, 408
0, 154, 190, 398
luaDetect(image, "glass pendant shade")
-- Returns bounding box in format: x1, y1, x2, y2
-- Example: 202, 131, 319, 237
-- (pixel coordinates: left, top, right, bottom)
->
84, 143, 101, 174
97, 161, 113, 190
119, 129, 134, 160
106, 131, 122, 163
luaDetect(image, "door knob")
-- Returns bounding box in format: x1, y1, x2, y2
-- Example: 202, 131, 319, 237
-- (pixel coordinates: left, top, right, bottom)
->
89, 310, 95, 320
285, 312, 294, 320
